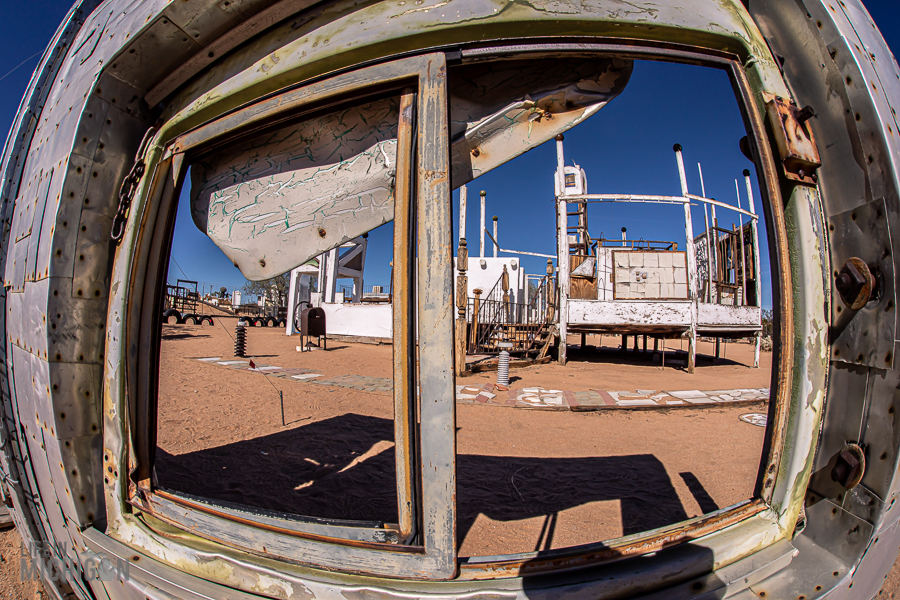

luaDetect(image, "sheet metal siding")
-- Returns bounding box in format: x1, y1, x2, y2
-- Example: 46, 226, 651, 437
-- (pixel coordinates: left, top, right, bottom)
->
0, 0, 873, 597
745, 0, 900, 596
0, 0, 280, 594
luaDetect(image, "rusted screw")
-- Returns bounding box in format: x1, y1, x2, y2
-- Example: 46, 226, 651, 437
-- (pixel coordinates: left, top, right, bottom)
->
831, 444, 865, 489
835, 257, 875, 310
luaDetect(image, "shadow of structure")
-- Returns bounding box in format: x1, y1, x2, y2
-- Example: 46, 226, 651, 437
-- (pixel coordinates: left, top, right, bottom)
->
156, 414, 698, 554
566, 344, 747, 369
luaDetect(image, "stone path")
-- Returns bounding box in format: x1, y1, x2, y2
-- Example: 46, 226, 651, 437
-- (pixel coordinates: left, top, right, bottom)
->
193, 357, 769, 411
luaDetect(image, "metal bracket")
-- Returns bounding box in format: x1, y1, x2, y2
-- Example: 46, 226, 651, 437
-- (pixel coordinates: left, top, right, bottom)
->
829, 198, 895, 369
765, 96, 821, 185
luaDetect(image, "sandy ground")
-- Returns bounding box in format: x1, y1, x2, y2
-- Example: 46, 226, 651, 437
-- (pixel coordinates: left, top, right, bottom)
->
0, 318, 805, 594
152, 319, 771, 556
0, 528, 45, 599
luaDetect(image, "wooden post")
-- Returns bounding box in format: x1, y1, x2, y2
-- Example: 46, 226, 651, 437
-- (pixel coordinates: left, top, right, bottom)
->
621, 334, 628, 352
455, 238, 469, 375
633, 335, 639, 353
715, 337, 721, 359
470, 289, 482, 351
642, 335, 647, 354
581, 333, 586, 349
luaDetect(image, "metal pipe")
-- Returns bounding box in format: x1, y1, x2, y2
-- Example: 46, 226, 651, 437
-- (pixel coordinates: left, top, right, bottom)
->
492, 215, 498, 258
621, 226, 627, 247
484, 230, 555, 258
555, 134, 568, 365
562, 194, 688, 204
459, 185, 467, 242
735, 179, 748, 305
480, 190, 486, 258
699, 163, 714, 303
674, 144, 697, 374
684, 194, 759, 220
744, 169, 763, 368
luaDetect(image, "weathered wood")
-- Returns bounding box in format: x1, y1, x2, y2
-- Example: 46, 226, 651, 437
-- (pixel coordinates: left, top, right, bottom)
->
569, 300, 692, 328
455, 319, 467, 375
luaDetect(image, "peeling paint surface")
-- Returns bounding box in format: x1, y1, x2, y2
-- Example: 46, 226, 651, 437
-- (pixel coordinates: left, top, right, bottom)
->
191, 97, 401, 279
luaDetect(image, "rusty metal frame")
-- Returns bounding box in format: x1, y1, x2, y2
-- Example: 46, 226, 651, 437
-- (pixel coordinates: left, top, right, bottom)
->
107, 41, 797, 585
442, 41, 794, 579
122, 53, 456, 579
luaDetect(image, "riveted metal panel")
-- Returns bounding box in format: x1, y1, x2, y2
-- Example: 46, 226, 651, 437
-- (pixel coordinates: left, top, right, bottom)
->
5, 221, 29, 293
43, 431, 103, 527
25, 168, 54, 285
73, 106, 150, 301
813, 362, 869, 473
841, 484, 884, 527
94, 72, 155, 125
828, 200, 895, 370
163, 0, 273, 48
822, 519, 900, 599
32, 164, 64, 283
860, 367, 900, 501
49, 362, 102, 439
6, 278, 49, 361
48, 154, 92, 279
10, 348, 74, 549
49, 279, 107, 364
803, 499, 874, 568
104, 17, 201, 92
746, 534, 849, 600
69, 95, 110, 162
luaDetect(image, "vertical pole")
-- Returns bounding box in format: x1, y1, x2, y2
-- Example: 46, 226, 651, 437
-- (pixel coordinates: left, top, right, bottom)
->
745, 169, 763, 368
470, 289, 482, 350
480, 190, 486, 258
459, 185, 467, 243
492, 216, 499, 258
581, 333, 586, 349
621, 227, 627, 247
699, 164, 716, 304
456, 238, 469, 376
621, 334, 628, 352
643, 335, 647, 354
286, 267, 299, 335
702, 205, 711, 302
326, 247, 339, 303
735, 180, 748, 306
674, 144, 697, 374
556, 134, 569, 365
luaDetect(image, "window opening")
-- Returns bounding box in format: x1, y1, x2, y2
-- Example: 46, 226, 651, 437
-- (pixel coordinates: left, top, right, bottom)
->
448, 58, 774, 557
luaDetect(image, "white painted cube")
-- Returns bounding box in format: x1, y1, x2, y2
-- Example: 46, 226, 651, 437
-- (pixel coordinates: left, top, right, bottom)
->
673, 268, 687, 284
629, 253, 644, 267
644, 253, 659, 267
674, 283, 688, 298
615, 252, 629, 268
659, 253, 673, 268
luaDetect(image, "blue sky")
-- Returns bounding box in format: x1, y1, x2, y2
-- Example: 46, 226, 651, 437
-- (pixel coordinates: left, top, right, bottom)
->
1, 1, 898, 306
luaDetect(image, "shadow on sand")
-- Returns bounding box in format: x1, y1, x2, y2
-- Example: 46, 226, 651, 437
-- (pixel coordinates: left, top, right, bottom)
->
156, 414, 697, 550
